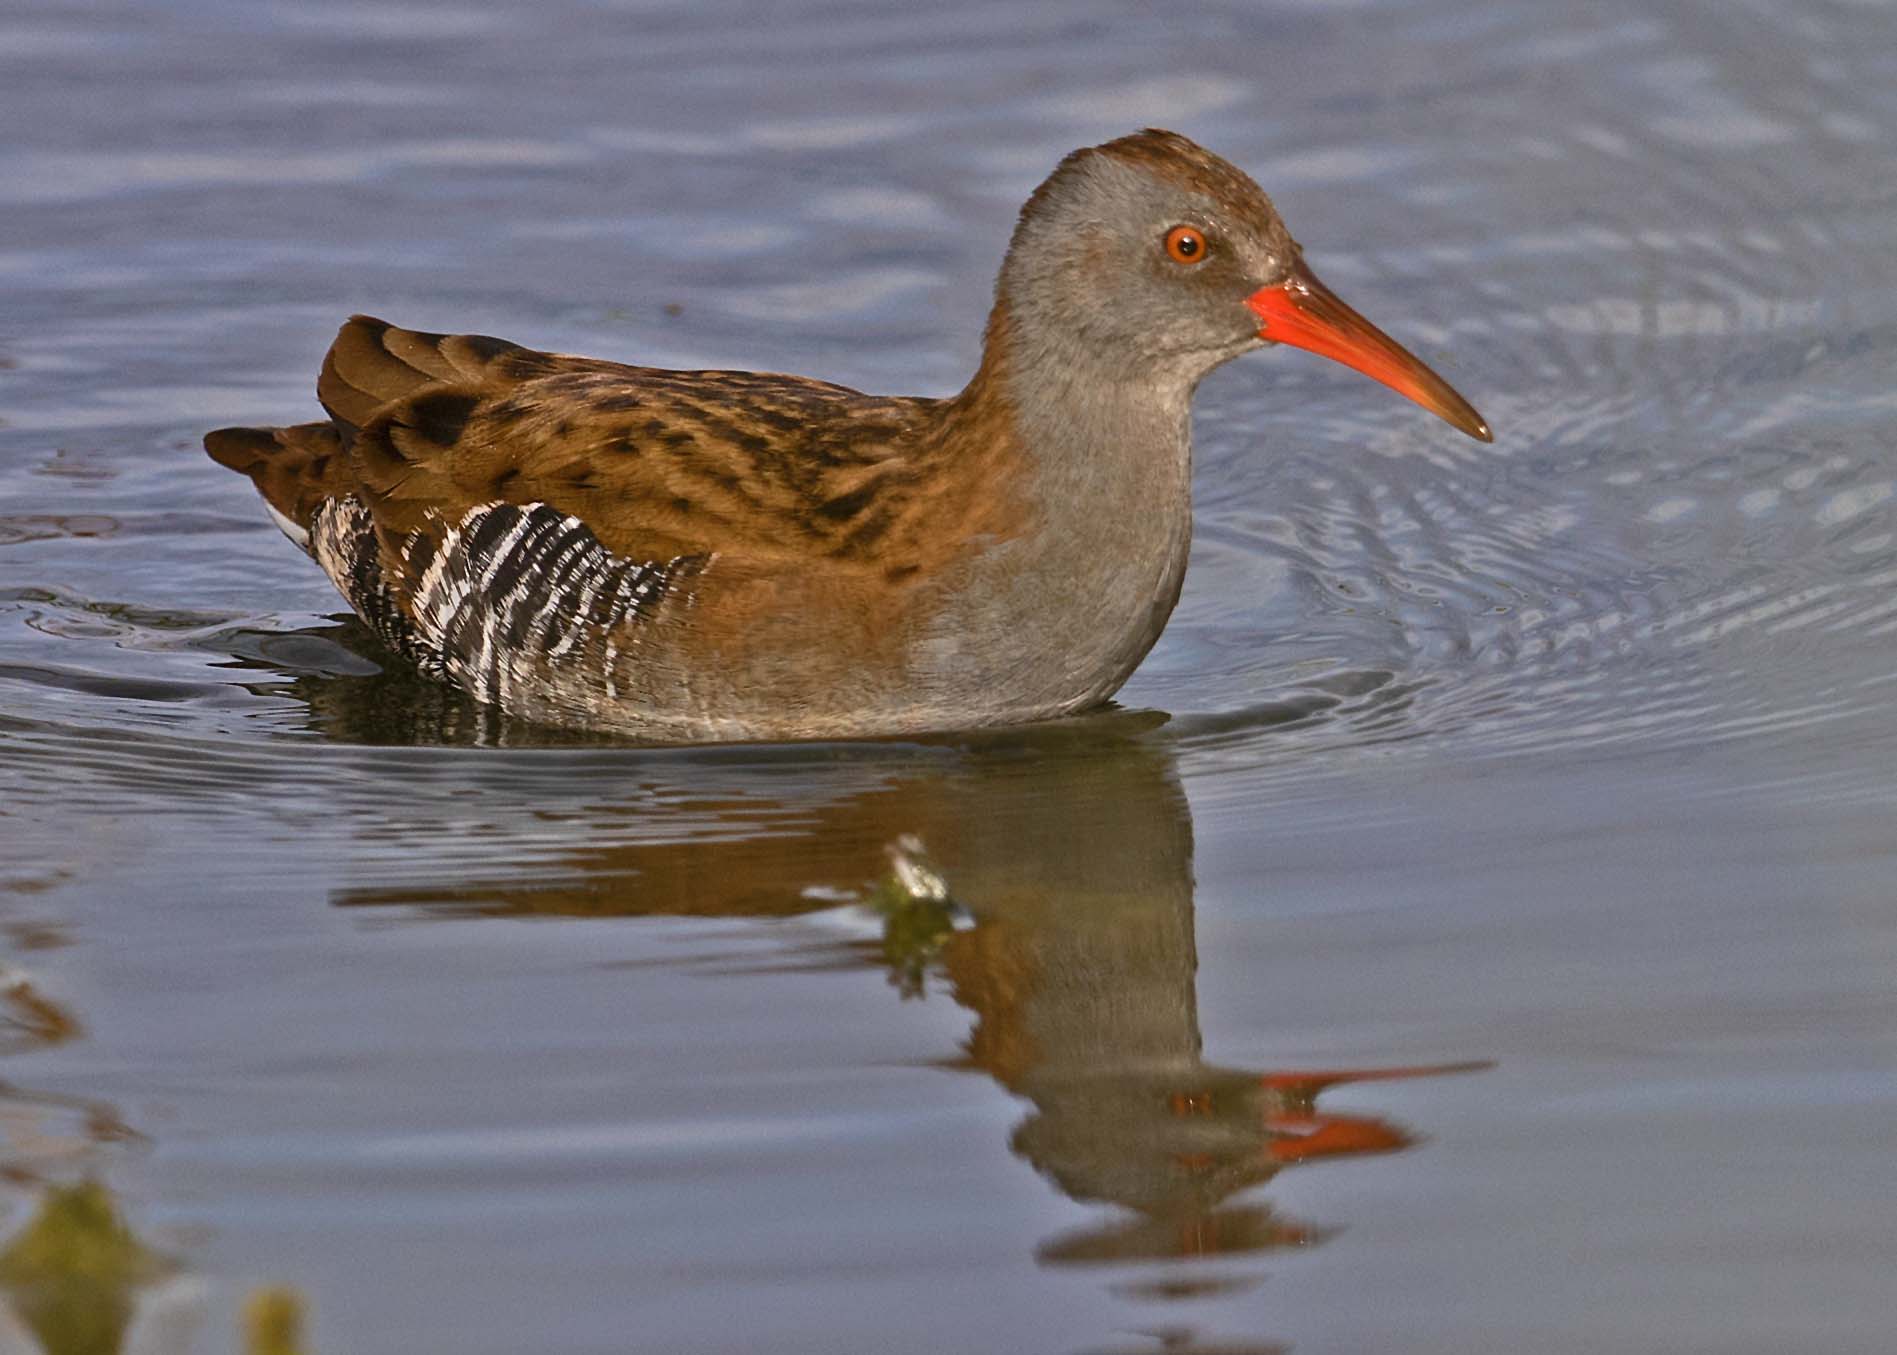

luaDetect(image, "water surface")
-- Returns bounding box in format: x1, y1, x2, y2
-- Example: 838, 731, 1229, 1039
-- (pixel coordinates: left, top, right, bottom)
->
3, 1, 1896, 1351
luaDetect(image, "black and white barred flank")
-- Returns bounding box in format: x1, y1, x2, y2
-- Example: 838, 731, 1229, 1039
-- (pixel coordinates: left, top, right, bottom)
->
310, 497, 708, 705
307, 496, 433, 668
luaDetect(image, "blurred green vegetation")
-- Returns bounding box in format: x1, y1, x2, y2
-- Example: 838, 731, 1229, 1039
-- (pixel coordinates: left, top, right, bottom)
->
243, 1286, 309, 1355
0, 1180, 168, 1355
0, 1178, 312, 1355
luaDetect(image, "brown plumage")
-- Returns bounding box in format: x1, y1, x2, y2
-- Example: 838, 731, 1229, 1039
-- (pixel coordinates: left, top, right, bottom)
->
206, 129, 1489, 743
212, 315, 1019, 567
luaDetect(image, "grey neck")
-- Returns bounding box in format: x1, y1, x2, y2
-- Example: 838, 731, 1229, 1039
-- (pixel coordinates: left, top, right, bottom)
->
942, 299, 1200, 715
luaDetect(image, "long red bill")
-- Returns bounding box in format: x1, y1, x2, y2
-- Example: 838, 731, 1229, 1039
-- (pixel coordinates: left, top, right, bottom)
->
1245, 260, 1492, 442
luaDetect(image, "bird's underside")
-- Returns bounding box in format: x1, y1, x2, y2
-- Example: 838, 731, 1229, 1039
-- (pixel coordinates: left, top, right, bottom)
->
206, 316, 1031, 742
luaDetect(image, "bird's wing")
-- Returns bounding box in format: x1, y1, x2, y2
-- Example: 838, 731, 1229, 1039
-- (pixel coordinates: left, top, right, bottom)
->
207, 317, 963, 696
316, 315, 934, 567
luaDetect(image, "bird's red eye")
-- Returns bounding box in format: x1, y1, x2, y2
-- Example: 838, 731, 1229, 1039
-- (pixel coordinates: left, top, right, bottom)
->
1164, 225, 1207, 265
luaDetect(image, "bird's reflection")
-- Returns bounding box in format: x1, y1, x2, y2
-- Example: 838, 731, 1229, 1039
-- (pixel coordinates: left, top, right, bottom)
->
327, 697, 1480, 1276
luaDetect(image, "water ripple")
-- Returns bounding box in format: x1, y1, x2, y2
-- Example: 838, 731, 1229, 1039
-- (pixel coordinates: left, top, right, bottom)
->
1, 0, 1893, 828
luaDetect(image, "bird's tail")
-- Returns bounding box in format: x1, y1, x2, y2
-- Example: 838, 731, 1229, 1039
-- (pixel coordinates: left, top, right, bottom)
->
204, 422, 345, 549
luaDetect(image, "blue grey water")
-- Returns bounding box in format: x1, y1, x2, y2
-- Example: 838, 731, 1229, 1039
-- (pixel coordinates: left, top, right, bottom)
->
2, 1, 1895, 1351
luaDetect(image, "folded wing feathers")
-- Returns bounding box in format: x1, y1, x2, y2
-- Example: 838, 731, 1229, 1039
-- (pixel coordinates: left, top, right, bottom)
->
215, 315, 966, 621
317, 315, 525, 436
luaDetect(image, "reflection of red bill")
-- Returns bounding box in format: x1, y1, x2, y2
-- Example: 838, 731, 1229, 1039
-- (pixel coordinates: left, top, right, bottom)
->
1257, 1059, 1492, 1163
1258, 1058, 1494, 1093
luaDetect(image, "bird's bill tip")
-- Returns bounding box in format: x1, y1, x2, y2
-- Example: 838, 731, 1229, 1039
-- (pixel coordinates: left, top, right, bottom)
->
1245, 262, 1492, 443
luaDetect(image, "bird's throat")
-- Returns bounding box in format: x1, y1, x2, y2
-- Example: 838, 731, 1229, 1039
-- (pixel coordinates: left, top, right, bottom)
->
938, 313, 1197, 713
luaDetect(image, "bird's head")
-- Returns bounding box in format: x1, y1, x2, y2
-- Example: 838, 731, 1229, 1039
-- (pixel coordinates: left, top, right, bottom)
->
999, 128, 1490, 441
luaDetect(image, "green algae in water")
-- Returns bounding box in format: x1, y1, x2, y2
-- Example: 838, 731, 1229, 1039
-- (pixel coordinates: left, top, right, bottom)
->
0, 1181, 170, 1355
